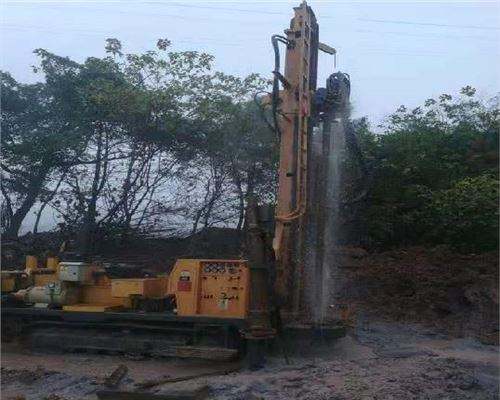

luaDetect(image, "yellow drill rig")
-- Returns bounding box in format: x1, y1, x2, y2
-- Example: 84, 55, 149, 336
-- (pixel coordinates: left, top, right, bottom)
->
1, 1, 350, 362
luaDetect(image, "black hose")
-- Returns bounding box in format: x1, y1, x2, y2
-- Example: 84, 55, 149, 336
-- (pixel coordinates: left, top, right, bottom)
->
270, 35, 288, 139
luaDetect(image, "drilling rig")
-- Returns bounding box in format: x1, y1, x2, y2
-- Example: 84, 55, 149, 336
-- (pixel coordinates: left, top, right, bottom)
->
270, 2, 351, 325
1, 1, 350, 360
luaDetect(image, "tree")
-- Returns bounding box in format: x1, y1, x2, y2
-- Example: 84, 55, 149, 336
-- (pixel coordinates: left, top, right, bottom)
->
168, 69, 274, 234
223, 102, 277, 229
0, 63, 86, 238
428, 174, 498, 252
1, 39, 275, 252
44, 40, 227, 252
358, 87, 499, 251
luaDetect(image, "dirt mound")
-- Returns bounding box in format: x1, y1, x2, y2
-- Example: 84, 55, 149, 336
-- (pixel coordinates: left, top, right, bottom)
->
340, 246, 499, 344
96, 227, 244, 272
1, 228, 244, 273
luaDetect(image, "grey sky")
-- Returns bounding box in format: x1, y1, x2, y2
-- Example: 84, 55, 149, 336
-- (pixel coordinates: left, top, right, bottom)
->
1, 0, 499, 126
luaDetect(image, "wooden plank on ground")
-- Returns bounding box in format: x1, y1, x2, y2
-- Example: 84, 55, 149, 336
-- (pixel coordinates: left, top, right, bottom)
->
104, 364, 128, 388
134, 366, 241, 389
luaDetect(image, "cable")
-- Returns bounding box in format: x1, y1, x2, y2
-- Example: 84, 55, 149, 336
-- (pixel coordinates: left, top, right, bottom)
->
270, 34, 288, 139
358, 18, 500, 31
355, 28, 498, 42
167, 2, 286, 16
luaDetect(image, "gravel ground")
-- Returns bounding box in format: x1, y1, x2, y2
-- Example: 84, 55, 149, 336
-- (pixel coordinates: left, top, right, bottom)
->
1, 320, 498, 400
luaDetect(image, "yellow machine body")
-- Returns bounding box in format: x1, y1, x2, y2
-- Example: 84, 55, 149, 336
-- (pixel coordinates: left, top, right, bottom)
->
25, 255, 38, 273
10, 256, 250, 320
1, 276, 16, 293
1, 271, 27, 293
32, 271, 59, 287
64, 275, 124, 311
1, 255, 61, 294
168, 259, 250, 318
112, 278, 166, 299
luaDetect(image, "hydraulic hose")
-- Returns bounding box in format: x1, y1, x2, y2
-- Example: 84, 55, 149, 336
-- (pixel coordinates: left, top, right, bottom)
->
271, 34, 289, 139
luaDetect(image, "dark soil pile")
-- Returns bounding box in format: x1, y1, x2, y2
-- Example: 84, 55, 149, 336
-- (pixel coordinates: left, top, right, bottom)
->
340, 246, 499, 344
91, 227, 244, 272
1, 228, 243, 273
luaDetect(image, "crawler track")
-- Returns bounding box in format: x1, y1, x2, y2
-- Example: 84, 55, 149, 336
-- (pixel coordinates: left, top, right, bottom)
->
2, 307, 246, 361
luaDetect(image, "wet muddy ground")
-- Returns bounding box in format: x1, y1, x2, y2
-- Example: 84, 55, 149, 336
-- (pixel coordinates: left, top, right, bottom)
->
1, 319, 498, 400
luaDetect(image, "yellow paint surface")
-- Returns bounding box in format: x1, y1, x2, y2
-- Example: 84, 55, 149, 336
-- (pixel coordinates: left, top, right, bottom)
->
111, 278, 166, 298
63, 304, 123, 312
169, 259, 249, 318
33, 273, 58, 287
80, 285, 123, 306
1, 276, 16, 292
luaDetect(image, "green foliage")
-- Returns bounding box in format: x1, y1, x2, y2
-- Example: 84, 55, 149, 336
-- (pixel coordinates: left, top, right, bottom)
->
359, 88, 499, 252
2, 36, 496, 255
1, 39, 274, 245
428, 175, 498, 252
1, 66, 88, 237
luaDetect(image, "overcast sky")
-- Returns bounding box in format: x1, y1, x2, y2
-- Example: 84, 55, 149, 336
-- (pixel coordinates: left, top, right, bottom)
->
1, 0, 499, 125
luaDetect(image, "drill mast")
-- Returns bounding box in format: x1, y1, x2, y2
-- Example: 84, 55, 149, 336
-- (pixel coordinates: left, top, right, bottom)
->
271, 2, 348, 319
272, 2, 319, 315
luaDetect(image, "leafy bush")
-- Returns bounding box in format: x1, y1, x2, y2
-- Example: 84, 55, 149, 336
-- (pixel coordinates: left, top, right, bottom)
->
358, 88, 499, 252
427, 175, 498, 252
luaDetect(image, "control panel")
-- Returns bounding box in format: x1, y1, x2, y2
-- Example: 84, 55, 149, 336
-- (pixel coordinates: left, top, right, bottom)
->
168, 259, 250, 318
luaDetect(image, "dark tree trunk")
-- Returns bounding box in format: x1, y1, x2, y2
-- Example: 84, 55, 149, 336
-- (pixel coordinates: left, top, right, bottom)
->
230, 161, 245, 231
3, 164, 51, 238
76, 128, 109, 256
33, 170, 67, 234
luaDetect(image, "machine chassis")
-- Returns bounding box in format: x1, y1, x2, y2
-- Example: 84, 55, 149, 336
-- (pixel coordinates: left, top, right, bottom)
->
2, 306, 246, 361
